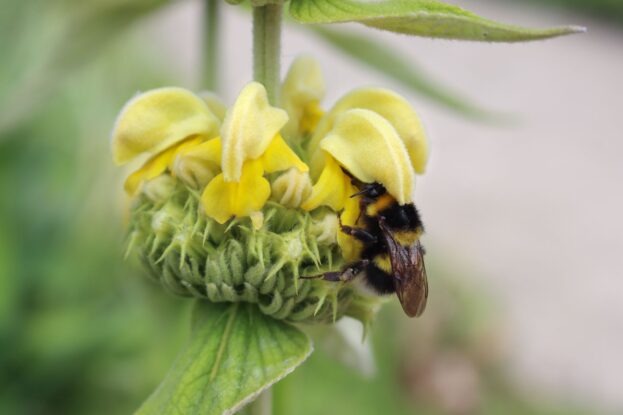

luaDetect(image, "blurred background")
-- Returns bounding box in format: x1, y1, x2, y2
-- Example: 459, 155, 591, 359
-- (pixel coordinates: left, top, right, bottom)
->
1, 0, 621, 414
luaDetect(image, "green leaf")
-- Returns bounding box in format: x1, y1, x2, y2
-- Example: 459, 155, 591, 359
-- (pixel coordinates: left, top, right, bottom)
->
309, 25, 499, 120
289, 0, 585, 42
136, 302, 313, 415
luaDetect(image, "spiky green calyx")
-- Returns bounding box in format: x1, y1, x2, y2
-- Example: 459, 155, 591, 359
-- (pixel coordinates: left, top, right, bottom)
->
127, 178, 379, 325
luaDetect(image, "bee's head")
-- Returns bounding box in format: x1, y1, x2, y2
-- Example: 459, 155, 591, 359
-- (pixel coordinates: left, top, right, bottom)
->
351, 182, 387, 199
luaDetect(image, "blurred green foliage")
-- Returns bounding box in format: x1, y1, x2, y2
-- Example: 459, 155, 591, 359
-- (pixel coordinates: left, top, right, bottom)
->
519, 0, 623, 25
0, 2, 187, 413
0, 0, 171, 135
308, 26, 500, 121
0, 0, 607, 414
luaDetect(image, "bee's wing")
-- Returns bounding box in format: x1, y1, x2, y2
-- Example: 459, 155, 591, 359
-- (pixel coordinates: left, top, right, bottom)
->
396, 243, 428, 317
379, 221, 428, 318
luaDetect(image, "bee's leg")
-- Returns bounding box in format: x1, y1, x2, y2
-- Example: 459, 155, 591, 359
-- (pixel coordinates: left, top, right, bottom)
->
356, 196, 374, 223
302, 260, 369, 283
341, 226, 377, 244
340, 196, 369, 225
326, 259, 369, 282
338, 216, 378, 244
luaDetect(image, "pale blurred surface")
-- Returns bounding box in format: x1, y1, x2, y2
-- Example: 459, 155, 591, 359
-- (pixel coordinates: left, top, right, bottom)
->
148, 0, 623, 412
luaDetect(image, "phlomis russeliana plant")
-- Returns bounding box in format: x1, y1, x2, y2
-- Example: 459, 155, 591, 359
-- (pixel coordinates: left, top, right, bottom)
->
111, 1, 583, 413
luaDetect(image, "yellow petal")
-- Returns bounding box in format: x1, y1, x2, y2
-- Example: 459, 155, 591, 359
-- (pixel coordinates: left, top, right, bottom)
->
112, 87, 220, 165
299, 101, 324, 137
124, 137, 201, 196
338, 183, 363, 261
181, 136, 222, 165
201, 159, 270, 224
221, 82, 288, 182
172, 137, 222, 188
261, 134, 309, 174
200, 175, 235, 224
320, 109, 415, 205
301, 156, 351, 211
235, 160, 271, 216
281, 56, 326, 139
124, 136, 202, 195
124, 149, 174, 196
166, 136, 204, 169
309, 87, 428, 176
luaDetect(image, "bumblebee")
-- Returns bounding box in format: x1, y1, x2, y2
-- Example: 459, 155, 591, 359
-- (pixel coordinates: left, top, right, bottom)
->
322, 182, 428, 317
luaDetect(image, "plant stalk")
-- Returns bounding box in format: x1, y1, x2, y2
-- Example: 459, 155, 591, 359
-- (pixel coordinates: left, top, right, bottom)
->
253, 4, 283, 104
248, 388, 272, 415
202, 0, 219, 91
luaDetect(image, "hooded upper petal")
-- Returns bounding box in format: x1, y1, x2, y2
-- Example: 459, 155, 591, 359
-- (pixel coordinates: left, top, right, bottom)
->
220, 82, 288, 182
281, 56, 326, 139
112, 87, 220, 165
309, 88, 428, 177
320, 109, 415, 205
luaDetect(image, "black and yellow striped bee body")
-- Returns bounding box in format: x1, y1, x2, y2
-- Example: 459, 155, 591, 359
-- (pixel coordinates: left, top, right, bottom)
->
323, 182, 429, 317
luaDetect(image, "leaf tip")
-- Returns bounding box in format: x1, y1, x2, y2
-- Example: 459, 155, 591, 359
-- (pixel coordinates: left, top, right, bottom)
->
543, 24, 587, 40
568, 25, 587, 34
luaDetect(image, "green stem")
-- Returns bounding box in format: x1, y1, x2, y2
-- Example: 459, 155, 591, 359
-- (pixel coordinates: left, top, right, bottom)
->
248, 388, 272, 415
202, 0, 219, 91
253, 4, 283, 104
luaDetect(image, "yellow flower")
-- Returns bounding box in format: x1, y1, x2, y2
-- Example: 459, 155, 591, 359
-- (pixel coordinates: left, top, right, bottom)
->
304, 87, 429, 208
200, 82, 309, 227
280, 56, 326, 140
111, 87, 221, 195
293, 77, 429, 259
322, 109, 415, 204
308, 87, 428, 178
112, 59, 428, 261
302, 110, 417, 260
114, 57, 428, 325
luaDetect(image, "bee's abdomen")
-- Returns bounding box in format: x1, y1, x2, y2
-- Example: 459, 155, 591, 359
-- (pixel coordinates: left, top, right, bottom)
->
363, 262, 396, 295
